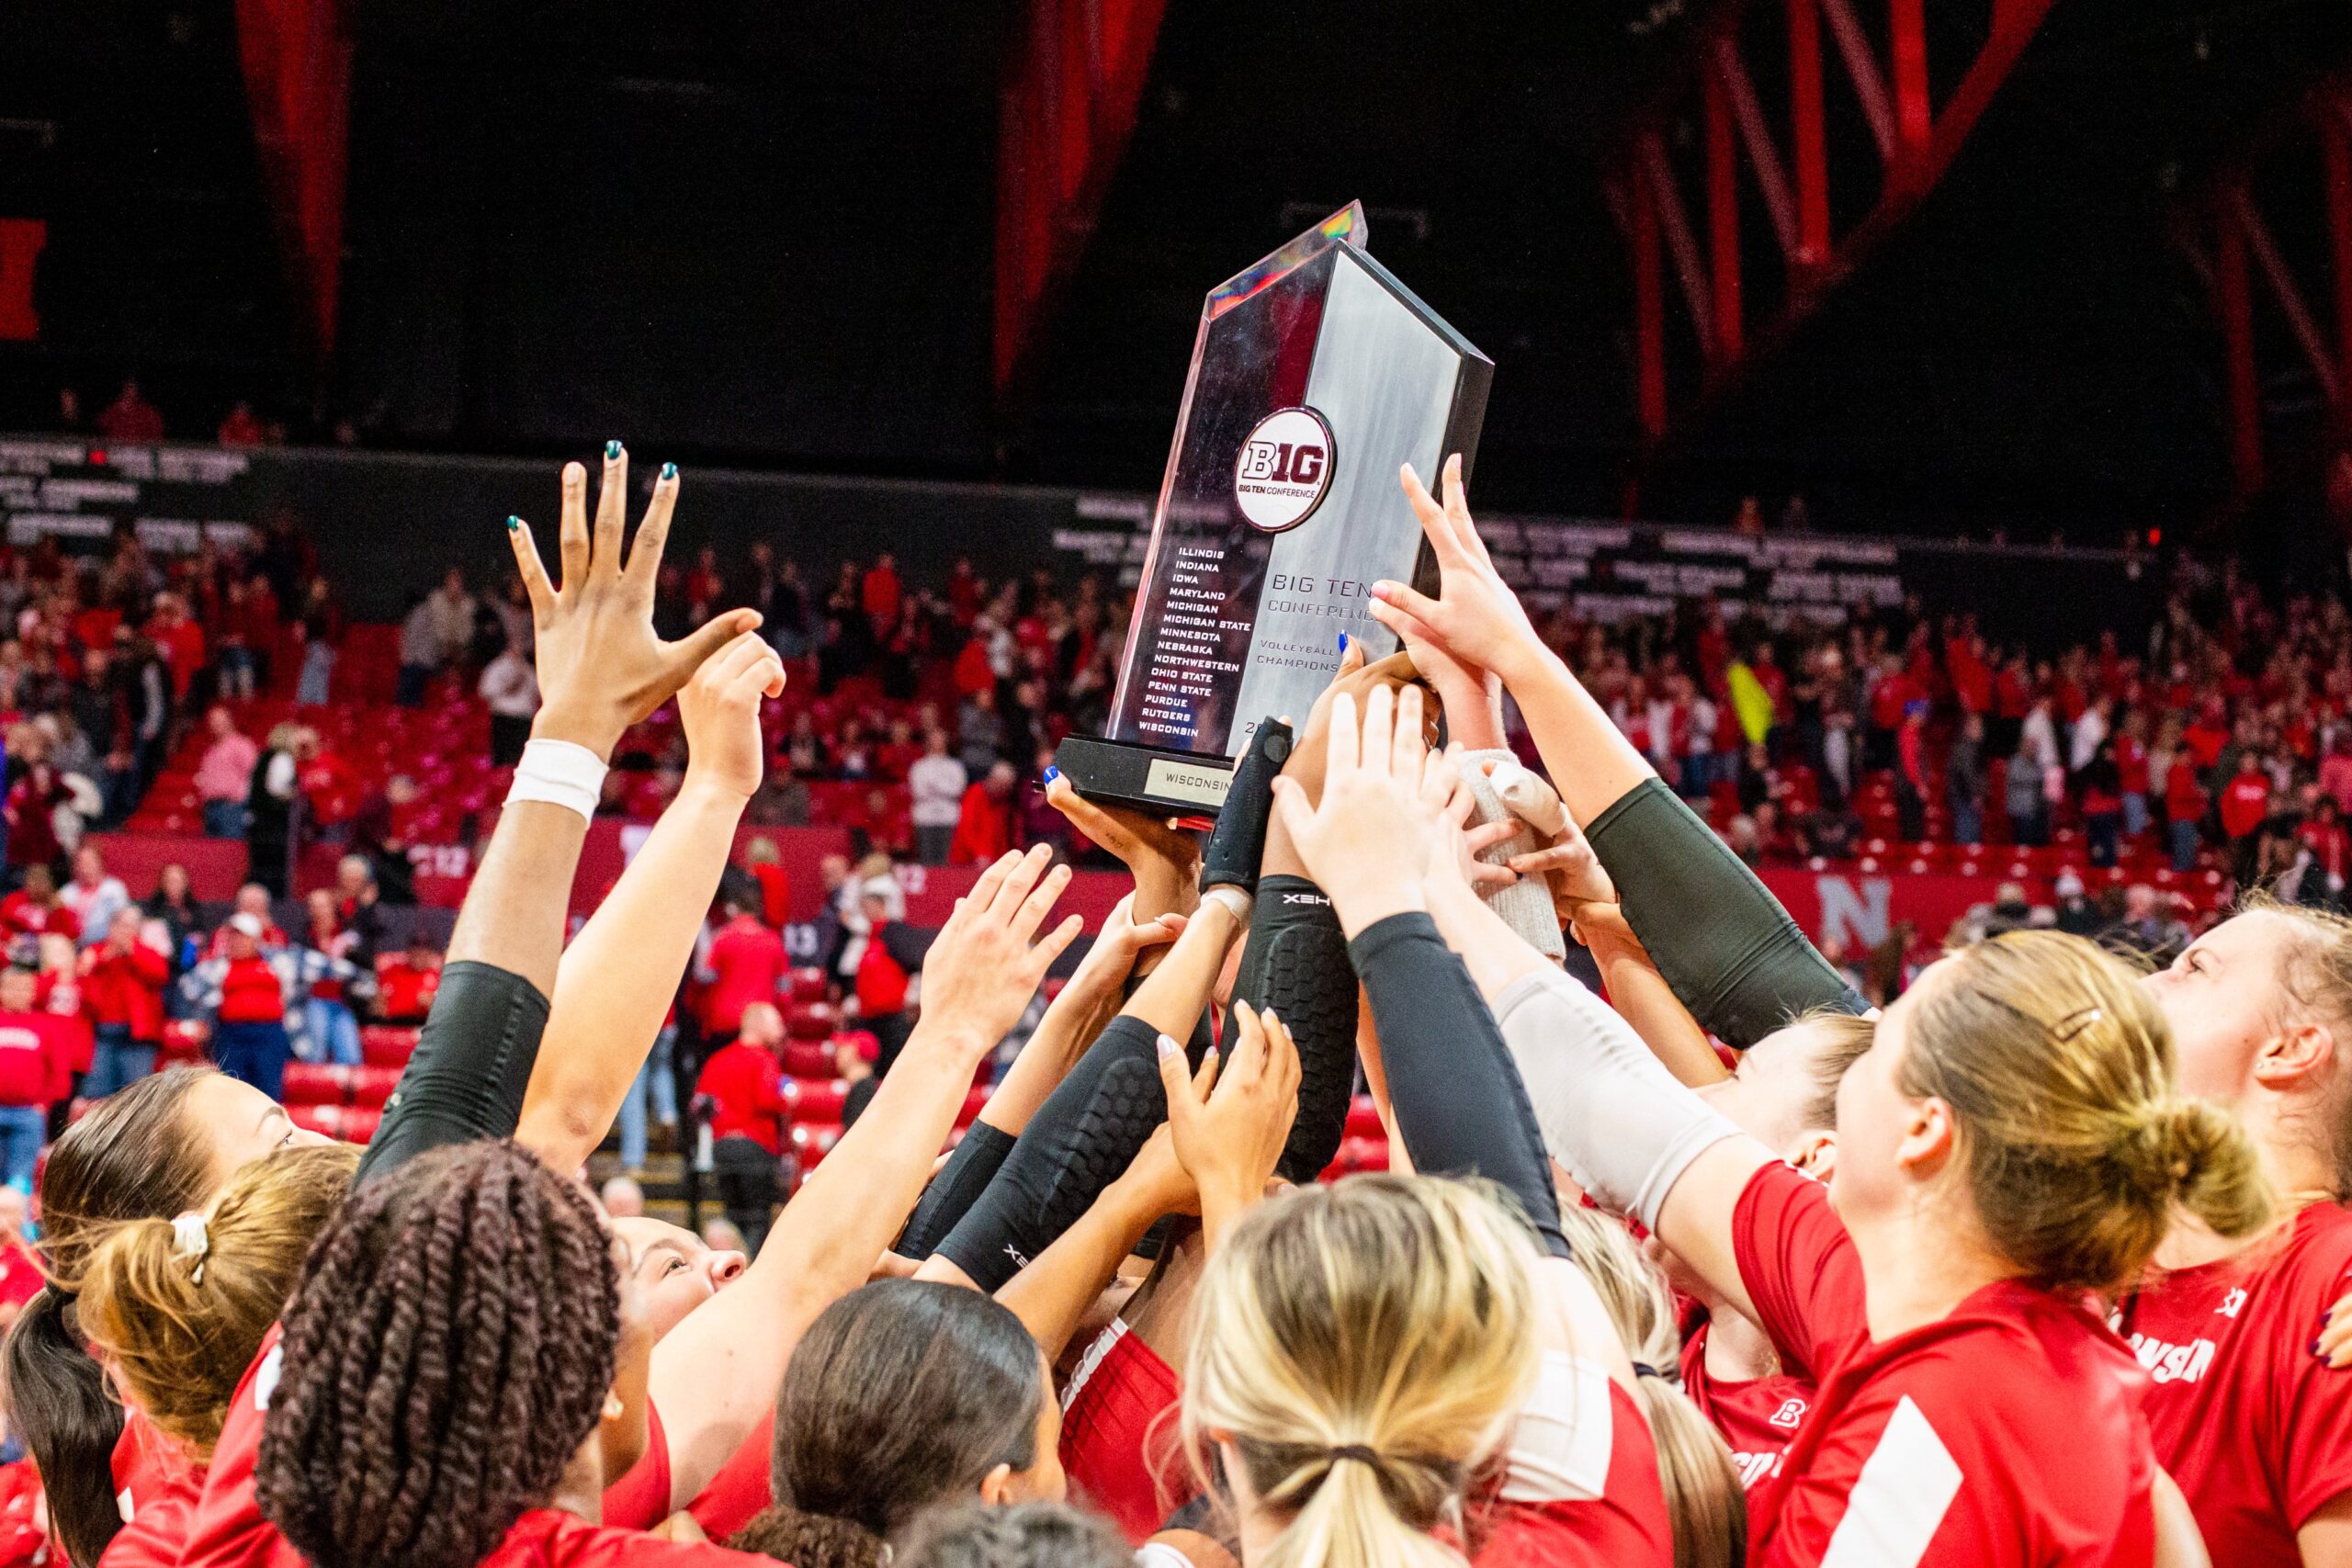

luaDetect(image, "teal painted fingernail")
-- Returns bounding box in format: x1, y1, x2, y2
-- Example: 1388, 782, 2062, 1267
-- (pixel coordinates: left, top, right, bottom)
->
605, 440, 623, 460
660, 461, 677, 480
504, 515, 521, 532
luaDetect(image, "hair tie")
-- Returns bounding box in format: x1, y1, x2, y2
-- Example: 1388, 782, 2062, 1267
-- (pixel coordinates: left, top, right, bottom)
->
1326, 1444, 1383, 1468
1632, 1361, 1668, 1381
170, 1212, 209, 1284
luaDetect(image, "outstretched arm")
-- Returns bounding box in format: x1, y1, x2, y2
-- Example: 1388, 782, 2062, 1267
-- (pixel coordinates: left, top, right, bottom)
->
650, 846, 1083, 1506
515, 633, 786, 1171
359, 450, 751, 1185
1366, 457, 1862, 1046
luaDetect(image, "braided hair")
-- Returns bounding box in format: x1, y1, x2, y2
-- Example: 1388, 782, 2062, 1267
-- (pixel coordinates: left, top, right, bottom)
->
255, 1142, 621, 1568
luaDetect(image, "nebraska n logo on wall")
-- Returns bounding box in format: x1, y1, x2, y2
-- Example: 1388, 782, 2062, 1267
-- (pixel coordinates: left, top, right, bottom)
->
1235, 406, 1335, 533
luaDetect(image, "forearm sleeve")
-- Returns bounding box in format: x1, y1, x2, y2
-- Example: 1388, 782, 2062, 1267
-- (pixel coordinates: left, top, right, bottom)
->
352, 961, 549, 1186
1491, 964, 1740, 1229
1348, 914, 1568, 1260
1583, 778, 1867, 1047
932, 1016, 1175, 1292
894, 1122, 1015, 1260
1228, 875, 1359, 1183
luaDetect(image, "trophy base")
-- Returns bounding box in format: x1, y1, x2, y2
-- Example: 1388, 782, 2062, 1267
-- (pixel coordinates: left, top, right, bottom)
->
1053, 736, 1235, 819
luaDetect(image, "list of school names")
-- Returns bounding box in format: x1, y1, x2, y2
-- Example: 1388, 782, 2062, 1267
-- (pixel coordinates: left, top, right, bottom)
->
1136, 544, 1250, 745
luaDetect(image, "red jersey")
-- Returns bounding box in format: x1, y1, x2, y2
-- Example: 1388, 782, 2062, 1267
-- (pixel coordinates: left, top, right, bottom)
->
97, 1460, 203, 1568
1734, 1163, 2156, 1568
693, 1042, 785, 1155
475, 1509, 758, 1568
2108, 1202, 2352, 1565
214, 958, 285, 1026
1059, 1318, 1187, 1542
2221, 773, 2272, 840
685, 1412, 773, 1542
0, 1462, 44, 1568
0, 1010, 74, 1106
2118, 737, 2150, 795
2165, 760, 2208, 823
599, 1401, 672, 1530
1466, 1373, 1671, 1568
110, 1411, 178, 1536
697, 918, 785, 1038
187, 1332, 695, 1568
1680, 1317, 1815, 1491
2301, 819, 2351, 884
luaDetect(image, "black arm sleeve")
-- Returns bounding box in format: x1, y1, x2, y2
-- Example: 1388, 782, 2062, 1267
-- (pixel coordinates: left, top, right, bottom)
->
932, 1015, 1178, 1292
1348, 914, 1569, 1260
1584, 778, 1867, 1048
894, 1122, 1016, 1260
1228, 875, 1359, 1184
351, 960, 550, 1186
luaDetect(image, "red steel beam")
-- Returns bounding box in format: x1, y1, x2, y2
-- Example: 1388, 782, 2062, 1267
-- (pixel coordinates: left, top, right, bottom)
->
1617, 0, 2059, 458
1786, 0, 1834, 268
2214, 204, 2266, 496
2324, 107, 2352, 433
1704, 66, 1746, 363
2229, 186, 2341, 404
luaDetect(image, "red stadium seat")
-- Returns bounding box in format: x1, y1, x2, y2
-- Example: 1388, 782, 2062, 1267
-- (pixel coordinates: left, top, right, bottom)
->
788, 968, 829, 1002
361, 1026, 420, 1067
785, 1077, 849, 1122
785, 1002, 837, 1042
283, 1064, 345, 1107
781, 1040, 837, 1078
348, 1066, 403, 1109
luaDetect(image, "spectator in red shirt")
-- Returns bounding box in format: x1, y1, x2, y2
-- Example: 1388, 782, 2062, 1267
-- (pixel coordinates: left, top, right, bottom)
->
860, 552, 902, 635
182, 913, 294, 1101
0, 865, 65, 949
742, 839, 791, 929
0, 967, 72, 1190
2298, 795, 2350, 905
692, 1000, 786, 1256
2220, 750, 2274, 883
78, 906, 168, 1097
2116, 707, 2153, 838
374, 931, 443, 1023
146, 593, 206, 702
2165, 752, 2210, 873
695, 885, 786, 1040
215, 400, 263, 447
853, 879, 929, 1077
949, 760, 1017, 865
95, 379, 164, 444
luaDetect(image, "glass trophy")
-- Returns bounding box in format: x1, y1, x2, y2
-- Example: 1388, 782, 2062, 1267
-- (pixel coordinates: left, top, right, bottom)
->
1055, 202, 1493, 816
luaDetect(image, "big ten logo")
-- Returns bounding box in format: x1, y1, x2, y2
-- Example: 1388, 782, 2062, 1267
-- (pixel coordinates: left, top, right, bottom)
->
1233, 407, 1336, 533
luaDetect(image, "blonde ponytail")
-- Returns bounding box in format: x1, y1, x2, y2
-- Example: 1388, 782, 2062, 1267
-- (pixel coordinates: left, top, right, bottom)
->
77, 1143, 358, 1459
1903, 931, 2273, 1292
1183, 1177, 1540, 1568
1555, 1206, 1746, 1568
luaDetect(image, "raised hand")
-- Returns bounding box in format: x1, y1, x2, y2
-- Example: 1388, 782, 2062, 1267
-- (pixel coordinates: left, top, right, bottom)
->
1422, 754, 1524, 896
1057, 893, 1186, 1016
675, 631, 787, 800
505, 447, 759, 759
1367, 455, 1545, 686
1268, 683, 1447, 936
1044, 775, 1201, 917
1506, 795, 1617, 919
1282, 644, 1428, 811
913, 844, 1084, 1057
1154, 999, 1301, 1246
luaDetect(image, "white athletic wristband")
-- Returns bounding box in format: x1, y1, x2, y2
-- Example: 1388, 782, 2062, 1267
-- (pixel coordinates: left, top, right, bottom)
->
504, 739, 608, 823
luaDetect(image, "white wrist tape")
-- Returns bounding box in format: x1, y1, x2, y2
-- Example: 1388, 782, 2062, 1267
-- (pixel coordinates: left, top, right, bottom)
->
504, 739, 608, 823
1201, 885, 1254, 926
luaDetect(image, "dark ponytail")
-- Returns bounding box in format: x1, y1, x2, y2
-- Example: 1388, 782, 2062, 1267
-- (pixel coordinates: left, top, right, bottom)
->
5, 1067, 224, 1568
5, 1291, 126, 1568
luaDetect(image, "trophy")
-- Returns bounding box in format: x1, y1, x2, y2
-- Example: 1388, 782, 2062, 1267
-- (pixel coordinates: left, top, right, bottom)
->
1055, 203, 1493, 816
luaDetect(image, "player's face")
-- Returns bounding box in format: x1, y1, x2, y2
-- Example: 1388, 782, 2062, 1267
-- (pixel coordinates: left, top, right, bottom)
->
190, 1074, 331, 1190
1828, 967, 1941, 1224
1699, 1019, 1838, 1156
2144, 912, 2292, 1106
611, 1216, 747, 1341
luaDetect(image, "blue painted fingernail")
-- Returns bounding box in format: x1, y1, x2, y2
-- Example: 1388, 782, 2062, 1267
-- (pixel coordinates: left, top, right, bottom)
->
1043, 766, 1060, 784
605, 440, 623, 460
504, 515, 520, 532
660, 461, 677, 480
1337, 632, 1349, 653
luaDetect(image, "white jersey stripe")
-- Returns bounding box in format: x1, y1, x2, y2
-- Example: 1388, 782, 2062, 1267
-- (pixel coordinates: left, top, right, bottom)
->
1818, 1395, 1963, 1568
1499, 1350, 1617, 1504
